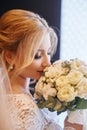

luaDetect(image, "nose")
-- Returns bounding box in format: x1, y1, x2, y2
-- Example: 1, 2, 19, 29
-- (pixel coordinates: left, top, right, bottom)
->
42, 56, 51, 67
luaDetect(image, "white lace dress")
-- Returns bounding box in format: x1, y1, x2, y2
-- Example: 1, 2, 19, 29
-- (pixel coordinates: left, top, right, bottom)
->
8, 93, 62, 130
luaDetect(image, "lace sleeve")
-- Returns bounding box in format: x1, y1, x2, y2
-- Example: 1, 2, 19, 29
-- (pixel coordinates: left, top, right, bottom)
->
8, 94, 62, 130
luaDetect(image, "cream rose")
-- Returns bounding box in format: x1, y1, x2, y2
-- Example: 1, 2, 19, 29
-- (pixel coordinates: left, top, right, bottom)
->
57, 84, 77, 102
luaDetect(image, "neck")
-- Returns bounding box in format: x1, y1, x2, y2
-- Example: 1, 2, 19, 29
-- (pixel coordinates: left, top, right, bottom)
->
11, 75, 30, 94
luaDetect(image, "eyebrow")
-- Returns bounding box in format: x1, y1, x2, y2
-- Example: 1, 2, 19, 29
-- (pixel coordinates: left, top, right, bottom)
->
37, 49, 44, 52
37, 47, 51, 52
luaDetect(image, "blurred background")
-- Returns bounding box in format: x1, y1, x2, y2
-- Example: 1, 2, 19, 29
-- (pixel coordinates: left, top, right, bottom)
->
1, 0, 87, 128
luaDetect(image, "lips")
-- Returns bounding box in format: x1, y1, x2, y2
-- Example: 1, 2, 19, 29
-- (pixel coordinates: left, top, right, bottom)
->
37, 71, 43, 75
38, 71, 43, 73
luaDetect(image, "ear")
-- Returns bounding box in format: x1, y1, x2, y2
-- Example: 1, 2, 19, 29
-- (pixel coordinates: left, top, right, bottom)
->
4, 50, 15, 65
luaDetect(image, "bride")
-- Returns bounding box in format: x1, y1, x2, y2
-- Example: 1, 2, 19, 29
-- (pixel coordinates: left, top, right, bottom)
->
0, 9, 62, 130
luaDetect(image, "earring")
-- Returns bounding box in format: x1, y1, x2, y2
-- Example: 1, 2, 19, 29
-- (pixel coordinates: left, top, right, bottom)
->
9, 65, 14, 71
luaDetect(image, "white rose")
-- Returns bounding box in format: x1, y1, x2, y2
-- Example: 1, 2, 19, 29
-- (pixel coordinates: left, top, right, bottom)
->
34, 83, 43, 98
44, 66, 58, 78
76, 77, 87, 98
66, 69, 83, 85
70, 59, 84, 70
42, 83, 57, 100
78, 65, 87, 77
57, 84, 77, 102
55, 76, 68, 90
34, 76, 45, 95
53, 61, 70, 75
46, 78, 55, 84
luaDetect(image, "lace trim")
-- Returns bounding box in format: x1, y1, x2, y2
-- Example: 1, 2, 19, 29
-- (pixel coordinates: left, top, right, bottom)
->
64, 126, 76, 130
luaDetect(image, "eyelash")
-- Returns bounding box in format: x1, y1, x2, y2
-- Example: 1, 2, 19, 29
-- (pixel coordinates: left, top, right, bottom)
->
34, 55, 41, 59
47, 52, 51, 55
34, 52, 51, 59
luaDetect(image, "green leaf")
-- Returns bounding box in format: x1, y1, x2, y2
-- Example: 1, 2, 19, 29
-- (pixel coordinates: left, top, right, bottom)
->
66, 99, 77, 111
37, 96, 56, 109
75, 97, 87, 109
37, 98, 46, 108
57, 105, 66, 115
53, 101, 62, 111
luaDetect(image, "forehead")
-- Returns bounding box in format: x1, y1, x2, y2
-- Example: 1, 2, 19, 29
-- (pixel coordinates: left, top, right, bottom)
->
39, 33, 51, 51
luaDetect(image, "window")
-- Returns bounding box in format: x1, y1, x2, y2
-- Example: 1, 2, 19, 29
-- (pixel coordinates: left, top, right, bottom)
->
60, 0, 87, 62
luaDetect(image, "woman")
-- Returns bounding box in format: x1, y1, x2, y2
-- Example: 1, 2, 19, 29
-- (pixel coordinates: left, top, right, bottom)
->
0, 9, 62, 130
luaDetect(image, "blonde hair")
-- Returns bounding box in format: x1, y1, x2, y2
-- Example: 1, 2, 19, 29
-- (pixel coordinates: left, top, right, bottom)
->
0, 9, 58, 77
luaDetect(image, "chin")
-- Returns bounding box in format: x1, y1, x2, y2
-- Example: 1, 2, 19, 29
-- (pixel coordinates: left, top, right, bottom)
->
34, 76, 41, 80
30, 73, 42, 80
30, 75, 41, 80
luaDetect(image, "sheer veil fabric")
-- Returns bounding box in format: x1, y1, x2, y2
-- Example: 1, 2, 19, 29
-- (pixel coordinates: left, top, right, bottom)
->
0, 57, 16, 130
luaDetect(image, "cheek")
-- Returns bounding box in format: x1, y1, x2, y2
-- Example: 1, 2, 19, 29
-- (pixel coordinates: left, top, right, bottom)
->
28, 60, 41, 70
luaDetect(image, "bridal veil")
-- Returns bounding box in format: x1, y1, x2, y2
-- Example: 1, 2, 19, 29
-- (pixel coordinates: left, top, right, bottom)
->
0, 57, 16, 130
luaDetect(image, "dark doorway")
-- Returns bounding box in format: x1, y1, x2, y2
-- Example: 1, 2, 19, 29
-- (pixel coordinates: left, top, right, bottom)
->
0, 0, 61, 61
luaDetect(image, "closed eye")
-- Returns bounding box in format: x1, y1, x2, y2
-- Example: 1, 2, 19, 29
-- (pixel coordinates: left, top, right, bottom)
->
34, 50, 51, 60
47, 52, 51, 55
34, 55, 41, 59
34, 51, 42, 59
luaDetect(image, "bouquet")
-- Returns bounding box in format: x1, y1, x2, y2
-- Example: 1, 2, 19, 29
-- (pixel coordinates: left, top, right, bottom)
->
34, 59, 87, 114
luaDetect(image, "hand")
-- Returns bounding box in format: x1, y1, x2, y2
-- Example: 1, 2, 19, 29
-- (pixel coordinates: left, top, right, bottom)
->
64, 116, 83, 130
